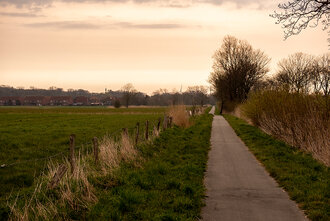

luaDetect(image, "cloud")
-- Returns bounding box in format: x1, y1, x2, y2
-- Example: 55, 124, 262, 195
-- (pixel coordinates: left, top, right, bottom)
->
0, 0, 53, 7
201, 0, 275, 9
23, 20, 189, 30
24, 21, 101, 29
0, 12, 40, 17
0, 0, 274, 9
117, 22, 185, 29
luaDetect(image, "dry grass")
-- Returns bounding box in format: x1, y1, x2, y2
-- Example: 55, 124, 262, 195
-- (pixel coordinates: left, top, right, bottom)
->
119, 133, 138, 163
168, 105, 190, 128
8, 153, 97, 220
8, 182, 54, 221
98, 137, 120, 173
153, 125, 160, 137
242, 90, 330, 166
58, 156, 97, 210
98, 133, 139, 175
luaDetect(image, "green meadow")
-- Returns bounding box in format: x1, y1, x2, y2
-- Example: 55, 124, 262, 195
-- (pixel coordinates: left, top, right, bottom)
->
0, 107, 166, 215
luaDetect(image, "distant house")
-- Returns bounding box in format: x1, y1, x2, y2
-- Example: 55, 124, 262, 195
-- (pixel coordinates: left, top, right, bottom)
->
101, 96, 114, 106
23, 96, 50, 106
89, 96, 102, 106
0, 96, 24, 106
73, 96, 89, 106
49, 96, 73, 106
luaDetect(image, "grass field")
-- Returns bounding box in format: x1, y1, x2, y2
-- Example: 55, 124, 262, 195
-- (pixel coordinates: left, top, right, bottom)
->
224, 114, 330, 221
0, 107, 166, 218
0, 106, 167, 114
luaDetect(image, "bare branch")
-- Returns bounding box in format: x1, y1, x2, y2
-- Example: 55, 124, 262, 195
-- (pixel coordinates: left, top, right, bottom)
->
270, 0, 329, 39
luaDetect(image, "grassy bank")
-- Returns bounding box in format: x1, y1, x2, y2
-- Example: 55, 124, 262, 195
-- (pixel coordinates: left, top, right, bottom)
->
241, 90, 329, 166
224, 114, 330, 221
87, 113, 213, 220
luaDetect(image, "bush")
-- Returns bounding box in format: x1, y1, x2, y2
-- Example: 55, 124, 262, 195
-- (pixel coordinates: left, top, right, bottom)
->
114, 99, 121, 108
241, 90, 330, 166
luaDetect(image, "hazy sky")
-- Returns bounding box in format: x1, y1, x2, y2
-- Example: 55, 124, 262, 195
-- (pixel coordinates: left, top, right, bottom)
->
0, 0, 328, 94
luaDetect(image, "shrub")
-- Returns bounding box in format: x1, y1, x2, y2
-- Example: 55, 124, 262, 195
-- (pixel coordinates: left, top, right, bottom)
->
114, 99, 121, 108
241, 90, 330, 166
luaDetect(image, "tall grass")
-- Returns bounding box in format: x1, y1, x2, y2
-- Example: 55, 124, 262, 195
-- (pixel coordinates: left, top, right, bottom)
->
168, 105, 190, 128
241, 90, 330, 166
8, 153, 97, 220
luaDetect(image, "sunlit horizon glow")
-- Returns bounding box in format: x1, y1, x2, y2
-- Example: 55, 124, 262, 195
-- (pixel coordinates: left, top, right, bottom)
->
0, 0, 328, 94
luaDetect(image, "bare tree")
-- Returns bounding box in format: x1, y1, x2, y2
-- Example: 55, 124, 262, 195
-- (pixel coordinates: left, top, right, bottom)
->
187, 86, 209, 106
275, 52, 314, 93
121, 83, 137, 108
270, 0, 330, 40
209, 35, 270, 110
311, 53, 330, 95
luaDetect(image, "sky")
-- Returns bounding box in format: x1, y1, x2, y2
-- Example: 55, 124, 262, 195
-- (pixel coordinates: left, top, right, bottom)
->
0, 0, 328, 94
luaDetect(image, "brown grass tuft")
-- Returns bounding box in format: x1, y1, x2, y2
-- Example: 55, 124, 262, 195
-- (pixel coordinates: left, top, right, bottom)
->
168, 105, 190, 128
119, 133, 138, 163
98, 137, 120, 173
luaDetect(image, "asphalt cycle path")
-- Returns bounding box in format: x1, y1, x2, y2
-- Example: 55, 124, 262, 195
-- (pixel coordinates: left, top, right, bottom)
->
202, 110, 307, 221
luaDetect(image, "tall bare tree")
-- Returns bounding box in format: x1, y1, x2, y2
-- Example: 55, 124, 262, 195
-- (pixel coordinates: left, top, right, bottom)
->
270, 0, 330, 41
311, 53, 330, 95
187, 86, 209, 106
121, 83, 137, 108
275, 52, 314, 93
209, 36, 270, 111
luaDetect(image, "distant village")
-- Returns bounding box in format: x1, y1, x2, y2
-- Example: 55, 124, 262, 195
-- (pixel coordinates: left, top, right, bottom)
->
0, 95, 112, 106
0, 85, 214, 106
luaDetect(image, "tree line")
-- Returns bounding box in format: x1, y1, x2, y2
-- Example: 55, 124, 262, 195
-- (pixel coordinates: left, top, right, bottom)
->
0, 84, 214, 107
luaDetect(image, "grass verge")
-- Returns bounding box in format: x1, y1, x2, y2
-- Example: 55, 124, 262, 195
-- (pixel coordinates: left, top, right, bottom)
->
214, 106, 220, 115
241, 90, 329, 166
87, 113, 213, 220
223, 114, 330, 221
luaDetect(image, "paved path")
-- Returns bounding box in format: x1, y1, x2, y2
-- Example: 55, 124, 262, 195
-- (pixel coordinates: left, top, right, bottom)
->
202, 113, 307, 221
209, 106, 215, 115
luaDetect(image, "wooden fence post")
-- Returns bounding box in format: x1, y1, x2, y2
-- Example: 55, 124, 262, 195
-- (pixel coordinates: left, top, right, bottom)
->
145, 120, 149, 140
135, 122, 140, 145
48, 164, 67, 189
92, 137, 99, 164
163, 115, 168, 130
69, 134, 76, 174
